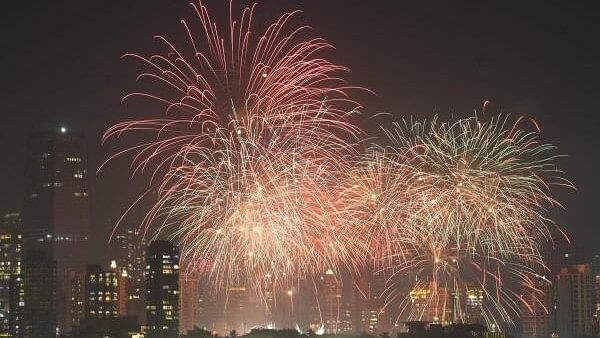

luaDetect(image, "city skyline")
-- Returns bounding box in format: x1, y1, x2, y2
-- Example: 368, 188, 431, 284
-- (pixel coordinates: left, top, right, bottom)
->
0, 1, 599, 338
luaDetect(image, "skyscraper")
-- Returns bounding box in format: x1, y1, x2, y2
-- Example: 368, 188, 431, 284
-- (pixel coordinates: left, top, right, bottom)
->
22, 129, 91, 334
22, 251, 57, 338
0, 213, 24, 337
555, 264, 595, 338
322, 269, 342, 334
112, 229, 147, 323
146, 240, 179, 336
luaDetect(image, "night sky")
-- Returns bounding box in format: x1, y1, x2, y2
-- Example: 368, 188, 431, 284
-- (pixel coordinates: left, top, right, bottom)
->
2, 1, 598, 262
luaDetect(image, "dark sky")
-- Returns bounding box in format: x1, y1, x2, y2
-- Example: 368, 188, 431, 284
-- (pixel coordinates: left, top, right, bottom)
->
1, 1, 599, 260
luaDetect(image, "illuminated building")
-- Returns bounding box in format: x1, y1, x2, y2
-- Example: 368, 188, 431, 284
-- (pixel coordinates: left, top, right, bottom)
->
22, 129, 91, 334
408, 284, 452, 324
146, 240, 179, 336
520, 278, 552, 338
322, 269, 342, 334
409, 287, 432, 321
1, 213, 24, 337
22, 250, 57, 338
66, 271, 84, 329
113, 228, 147, 323
556, 264, 594, 338
450, 287, 463, 324
464, 286, 484, 325
432, 286, 451, 324
179, 272, 201, 335
407, 282, 451, 324
84, 264, 119, 319
117, 267, 129, 317
352, 271, 385, 334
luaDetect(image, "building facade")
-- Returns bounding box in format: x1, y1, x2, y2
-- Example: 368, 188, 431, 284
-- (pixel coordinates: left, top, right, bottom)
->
84, 264, 119, 319
520, 279, 552, 338
179, 272, 201, 335
22, 129, 91, 334
113, 228, 147, 324
146, 241, 179, 336
0, 213, 24, 336
556, 264, 595, 338
22, 251, 57, 338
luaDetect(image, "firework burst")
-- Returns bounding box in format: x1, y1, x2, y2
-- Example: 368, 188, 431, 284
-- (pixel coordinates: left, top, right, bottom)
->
343, 115, 570, 327
103, 1, 363, 293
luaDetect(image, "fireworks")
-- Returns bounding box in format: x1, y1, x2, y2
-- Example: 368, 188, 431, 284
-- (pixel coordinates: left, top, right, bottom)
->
103, 0, 363, 293
343, 115, 571, 326
104, 0, 572, 329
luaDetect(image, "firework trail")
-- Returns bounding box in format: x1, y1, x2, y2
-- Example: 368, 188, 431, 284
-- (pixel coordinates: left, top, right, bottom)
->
343, 115, 571, 327
103, 0, 364, 293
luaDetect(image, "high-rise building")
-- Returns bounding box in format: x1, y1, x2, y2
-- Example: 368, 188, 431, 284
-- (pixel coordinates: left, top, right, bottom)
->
1, 213, 24, 337
113, 228, 147, 324
22, 250, 57, 338
84, 264, 119, 319
179, 272, 201, 335
22, 129, 91, 334
521, 278, 552, 338
322, 269, 342, 334
146, 240, 179, 336
555, 264, 595, 338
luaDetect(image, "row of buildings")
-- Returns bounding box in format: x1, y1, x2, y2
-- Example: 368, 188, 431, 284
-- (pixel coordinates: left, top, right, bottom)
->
0, 209, 181, 337
0, 129, 184, 337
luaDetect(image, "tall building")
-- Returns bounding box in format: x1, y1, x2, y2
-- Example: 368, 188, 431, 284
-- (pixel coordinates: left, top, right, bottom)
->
22, 251, 57, 338
112, 228, 147, 324
1, 213, 24, 337
179, 272, 201, 335
22, 129, 91, 334
146, 241, 179, 336
322, 269, 342, 334
520, 279, 552, 338
84, 264, 119, 319
555, 264, 595, 338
